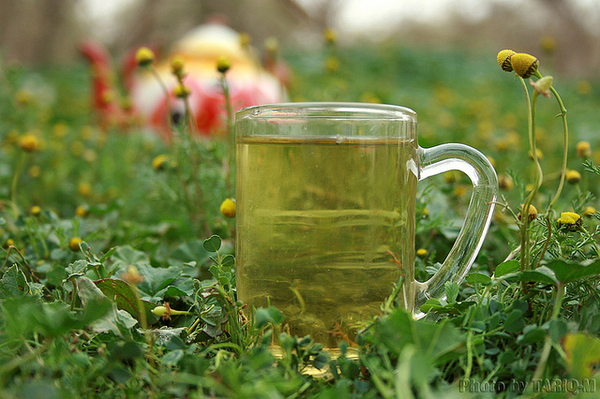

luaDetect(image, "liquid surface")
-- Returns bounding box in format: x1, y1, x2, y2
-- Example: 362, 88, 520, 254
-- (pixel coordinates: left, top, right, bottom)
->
236, 136, 417, 349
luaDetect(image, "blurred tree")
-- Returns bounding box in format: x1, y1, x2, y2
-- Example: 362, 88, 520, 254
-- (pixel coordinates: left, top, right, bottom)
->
382, 0, 600, 78
0, 0, 313, 65
0, 0, 83, 65
108, 0, 314, 56
1, 0, 599, 77
538, 0, 600, 76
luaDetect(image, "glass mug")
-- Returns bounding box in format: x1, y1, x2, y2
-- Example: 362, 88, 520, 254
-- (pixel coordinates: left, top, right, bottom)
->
235, 102, 497, 354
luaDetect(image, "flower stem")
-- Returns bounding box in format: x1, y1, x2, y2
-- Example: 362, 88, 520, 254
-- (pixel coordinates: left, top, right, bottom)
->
527, 282, 565, 389
518, 76, 543, 271
148, 67, 173, 137
10, 152, 25, 218
547, 84, 569, 209
220, 73, 235, 197
535, 214, 552, 269
177, 77, 207, 234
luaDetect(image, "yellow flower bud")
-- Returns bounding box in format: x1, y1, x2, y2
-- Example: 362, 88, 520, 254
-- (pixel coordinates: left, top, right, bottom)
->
15, 89, 34, 106
152, 154, 170, 171
416, 248, 427, 257
453, 185, 468, 198
101, 90, 115, 105
135, 47, 155, 67
558, 212, 581, 224
497, 49, 516, 72
528, 148, 543, 161
323, 28, 336, 45
583, 206, 596, 217
498, 174, 514, 191
216, 56, 231, 74
78, 181, 92, 197
171, 57, 185, 77
173, 84, 190, 99
510, 53, 539, 79
30, 205, 42, 217
565, 169, 581, 185
519, 204, 538, 222
68, 237, 83, 252
76, 205, 89, 218
121, 265, 144, 285
220, 198, 236, 218
19, 133, 40, 152
576, 141, 592, 158
557, 212, 582, 231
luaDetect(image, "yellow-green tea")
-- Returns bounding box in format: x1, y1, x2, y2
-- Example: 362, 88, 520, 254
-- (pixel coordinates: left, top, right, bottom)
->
236, 136, 417, 350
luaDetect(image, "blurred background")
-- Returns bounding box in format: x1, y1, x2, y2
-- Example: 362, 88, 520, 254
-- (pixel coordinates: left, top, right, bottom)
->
1, 0, 599, 77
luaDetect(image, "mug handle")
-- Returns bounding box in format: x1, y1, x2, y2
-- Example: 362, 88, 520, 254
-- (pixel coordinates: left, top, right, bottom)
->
414, 143, 498, 314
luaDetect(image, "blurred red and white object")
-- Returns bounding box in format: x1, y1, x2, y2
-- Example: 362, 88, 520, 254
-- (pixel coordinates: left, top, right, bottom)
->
80, 22, 287, 139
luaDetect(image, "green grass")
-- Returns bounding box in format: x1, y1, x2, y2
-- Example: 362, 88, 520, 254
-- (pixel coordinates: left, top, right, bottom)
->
1, 43, 600, 397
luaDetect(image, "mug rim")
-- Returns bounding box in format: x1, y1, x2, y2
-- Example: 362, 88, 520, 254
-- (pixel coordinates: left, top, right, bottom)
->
236, 102, 417, 121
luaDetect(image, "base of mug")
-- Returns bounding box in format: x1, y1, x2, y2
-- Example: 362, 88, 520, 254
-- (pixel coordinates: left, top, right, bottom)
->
269, 346, 359, 377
